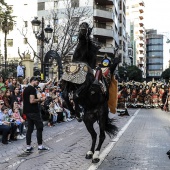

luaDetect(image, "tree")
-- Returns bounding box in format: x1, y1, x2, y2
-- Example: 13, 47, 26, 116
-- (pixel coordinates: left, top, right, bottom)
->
18, 0, 92, 64
0, 3, 16, 71
161, 67, 170, 83
127, 65, 143, 82
118, 65, 143, 82
49, 0, 92, 61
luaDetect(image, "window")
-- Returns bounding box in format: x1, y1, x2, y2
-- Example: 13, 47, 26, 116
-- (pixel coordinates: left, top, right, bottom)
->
54, 1, 58, 8
54, 36, 58, 43
38, 2, 45, 11
7, 39, 13, 47
71, 0, 79, 7
24, 21, 28, 27
23, 38, 27, 44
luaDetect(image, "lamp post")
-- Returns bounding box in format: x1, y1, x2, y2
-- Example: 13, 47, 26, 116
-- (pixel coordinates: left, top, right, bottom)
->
31, 17, 53, 80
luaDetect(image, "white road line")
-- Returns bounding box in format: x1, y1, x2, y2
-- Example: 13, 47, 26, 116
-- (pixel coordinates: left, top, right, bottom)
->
87, 109, 140, 170
68, 132, 75, 136
57, 131, 65, 135
44, 137, 53, 142
56, 138, 63, 143
8, 159, 25, 168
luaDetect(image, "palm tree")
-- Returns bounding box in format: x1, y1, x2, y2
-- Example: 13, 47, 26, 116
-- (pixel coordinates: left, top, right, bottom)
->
0, 5, 15, 71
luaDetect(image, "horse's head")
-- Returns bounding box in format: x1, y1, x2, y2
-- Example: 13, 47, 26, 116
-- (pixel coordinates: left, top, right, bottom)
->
78, 22, 92, 38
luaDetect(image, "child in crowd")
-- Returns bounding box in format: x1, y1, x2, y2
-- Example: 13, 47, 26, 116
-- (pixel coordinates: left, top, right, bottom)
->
48, 101, 57, 127
54, 97, 64, 123
12, 107, 25, 139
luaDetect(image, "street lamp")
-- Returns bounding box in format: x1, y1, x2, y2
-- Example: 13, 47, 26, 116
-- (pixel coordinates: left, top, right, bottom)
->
31, 17, 53, 80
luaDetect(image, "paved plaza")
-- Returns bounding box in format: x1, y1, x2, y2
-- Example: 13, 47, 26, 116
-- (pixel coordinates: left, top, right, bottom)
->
0, 109, 170, 170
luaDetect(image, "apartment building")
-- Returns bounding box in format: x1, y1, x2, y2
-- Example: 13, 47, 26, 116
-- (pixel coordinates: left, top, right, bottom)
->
126, 0, 146, 77
37, 0, 122, 62
146, 29, 163, 81
118, 0, 127, 65
0, 0, 37, 62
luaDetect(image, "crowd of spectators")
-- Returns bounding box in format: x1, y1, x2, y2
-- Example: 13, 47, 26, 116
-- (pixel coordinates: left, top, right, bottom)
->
0, 76, 73, 145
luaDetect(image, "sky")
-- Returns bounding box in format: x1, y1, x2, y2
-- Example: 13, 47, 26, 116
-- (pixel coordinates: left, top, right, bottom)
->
144, 0, 170, 36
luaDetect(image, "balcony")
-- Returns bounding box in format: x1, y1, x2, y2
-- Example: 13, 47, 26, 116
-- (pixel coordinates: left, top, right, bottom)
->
139, 22, 144, 27
95, 0, 115, 5
139, 13, 144, 20
139, 1, 145, 6
139, 34, 145, 40
93, 24, 114, 38
99, 43, 114, 53
138, 61, 144, 67
139, 26, 144, 33
138, 53, 144, 58
94, 5, 114, 22
139, 5, 144, 13
138, 46, 144, 52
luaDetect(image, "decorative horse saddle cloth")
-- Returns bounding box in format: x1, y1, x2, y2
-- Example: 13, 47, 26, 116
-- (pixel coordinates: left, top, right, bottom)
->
62, 62, 93, 84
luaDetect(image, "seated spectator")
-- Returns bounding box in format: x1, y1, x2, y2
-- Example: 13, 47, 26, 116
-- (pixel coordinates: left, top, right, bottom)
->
9, 78, 17, 94
1, 106, 17, 143
11, 87, 22, 108
0, 89, 4, 100
0, 76, 6, 92
12, 107, 25, 139
2, 89, 12, 109
62, 100, 73, 121
0, 100, 11, 144
48, 101, 57, 127
54, 97, 64, 123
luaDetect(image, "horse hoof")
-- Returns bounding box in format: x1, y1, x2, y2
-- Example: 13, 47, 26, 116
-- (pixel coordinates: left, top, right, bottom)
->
86, 151, 93, 159
92, 158, 100, 163
85, 154, 93, 159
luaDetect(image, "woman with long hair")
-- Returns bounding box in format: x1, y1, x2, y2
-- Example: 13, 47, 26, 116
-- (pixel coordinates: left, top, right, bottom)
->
2, 89, 12, 109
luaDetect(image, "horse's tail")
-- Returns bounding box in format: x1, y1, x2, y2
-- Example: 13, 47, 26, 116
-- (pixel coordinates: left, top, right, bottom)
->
105, 117, 118, 138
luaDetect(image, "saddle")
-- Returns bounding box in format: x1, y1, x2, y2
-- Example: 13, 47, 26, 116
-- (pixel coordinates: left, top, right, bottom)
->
62, 62, 93, 84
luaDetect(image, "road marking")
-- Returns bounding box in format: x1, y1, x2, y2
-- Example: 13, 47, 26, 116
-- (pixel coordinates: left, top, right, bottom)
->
68, 132, 75, 136
8, 159, 25, 168
87, 109, 140, 170
57, 131, 65, 135
56, 138, 63, 143
44, 137, 53, 142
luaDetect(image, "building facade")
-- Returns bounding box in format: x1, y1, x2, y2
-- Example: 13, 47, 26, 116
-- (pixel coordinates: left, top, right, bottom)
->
146, 29, 163, 81
0, 0, 37, 63
126, 0, 146, 77
37, 0, 126, 62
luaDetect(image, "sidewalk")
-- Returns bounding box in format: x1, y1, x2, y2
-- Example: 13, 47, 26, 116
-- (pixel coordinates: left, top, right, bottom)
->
0, 109, 137, 170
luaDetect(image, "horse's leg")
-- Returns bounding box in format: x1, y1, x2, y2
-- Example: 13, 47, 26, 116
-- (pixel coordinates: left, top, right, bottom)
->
83, 115, 97, 159
92, 111, 106, 163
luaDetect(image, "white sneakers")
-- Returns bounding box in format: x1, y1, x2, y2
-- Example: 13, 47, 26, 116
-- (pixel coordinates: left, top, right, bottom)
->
17, 134, 26, 140
67, 118, 73, 121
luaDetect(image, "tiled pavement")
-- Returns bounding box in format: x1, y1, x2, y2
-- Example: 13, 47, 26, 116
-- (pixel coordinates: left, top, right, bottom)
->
0, 109, 136, 170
